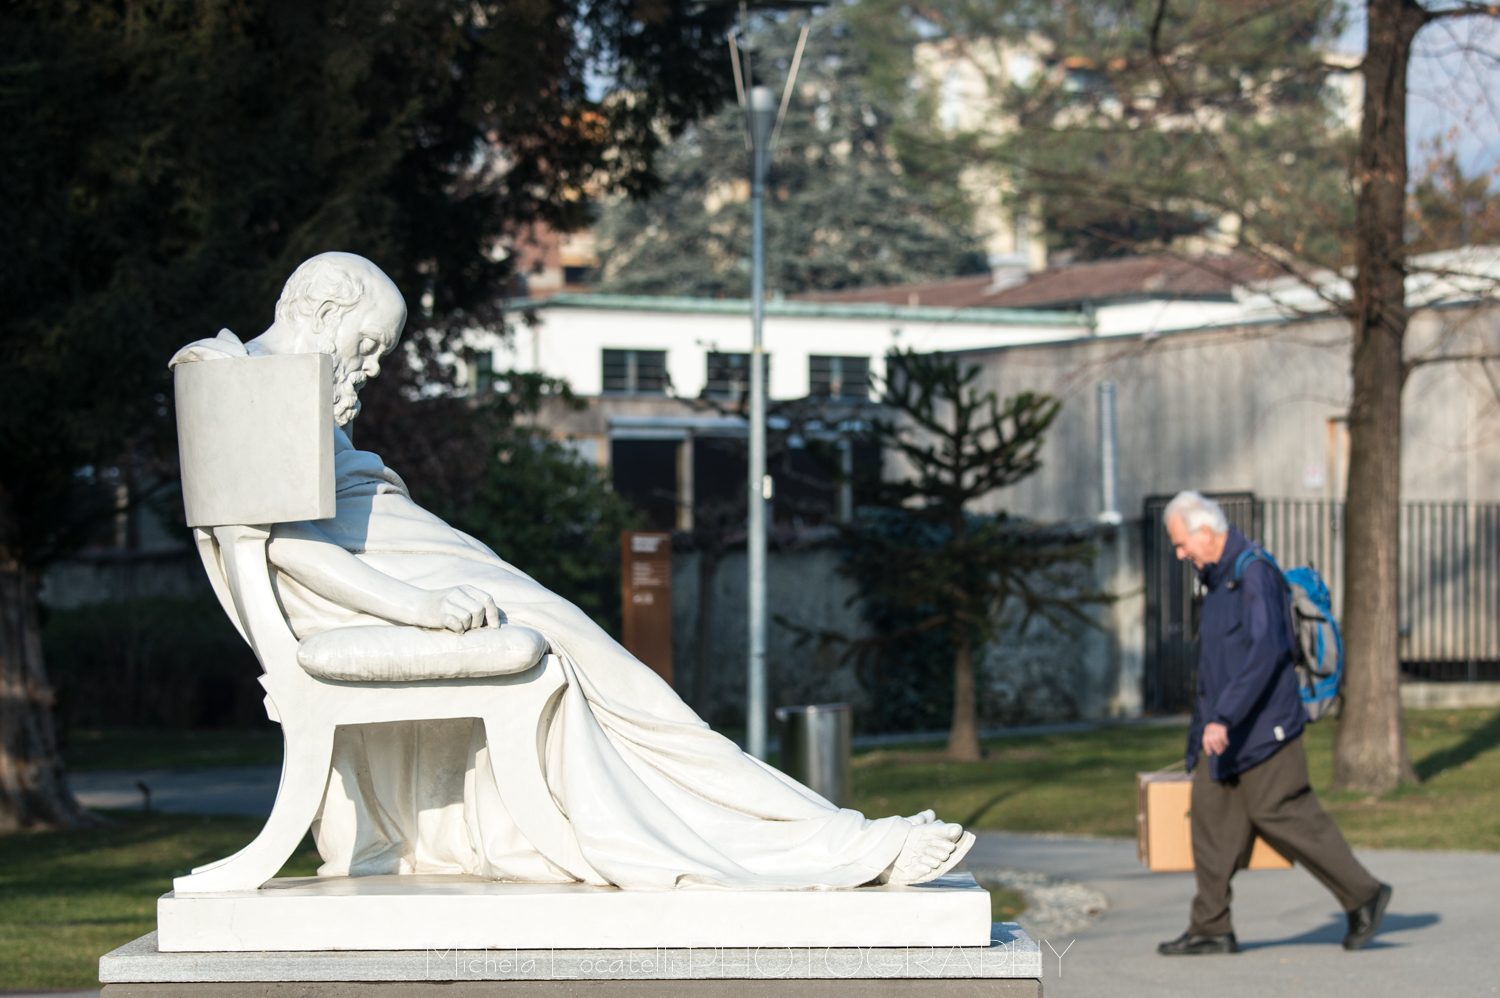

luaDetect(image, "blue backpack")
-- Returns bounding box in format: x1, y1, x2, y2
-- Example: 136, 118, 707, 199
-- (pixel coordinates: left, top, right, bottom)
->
1232, 549, 1344, 721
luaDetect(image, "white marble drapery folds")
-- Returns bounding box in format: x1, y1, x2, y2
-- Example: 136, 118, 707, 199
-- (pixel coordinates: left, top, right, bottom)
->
272, 429, 914, 891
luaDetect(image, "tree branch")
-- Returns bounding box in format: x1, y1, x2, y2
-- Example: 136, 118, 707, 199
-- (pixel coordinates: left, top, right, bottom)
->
1405, 350, 1500, 369
1424, 3, 1500, 21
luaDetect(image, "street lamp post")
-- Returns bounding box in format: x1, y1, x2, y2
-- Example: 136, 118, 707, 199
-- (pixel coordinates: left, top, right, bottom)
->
746, 84, 776, 761
723, 1, 812, 760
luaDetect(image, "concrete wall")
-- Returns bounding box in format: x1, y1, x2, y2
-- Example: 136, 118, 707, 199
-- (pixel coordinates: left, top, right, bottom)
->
951, 305, 1500, 523
671, 524, 1145, 731
41, 533, 1140, 733
671, 546, 871, 730
972, 522, 1145, 725
39, 550, 207, 609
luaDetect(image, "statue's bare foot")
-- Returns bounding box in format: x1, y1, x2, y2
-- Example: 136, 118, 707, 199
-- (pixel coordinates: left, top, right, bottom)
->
905, 809, 937, 825
880, 819, 976, 885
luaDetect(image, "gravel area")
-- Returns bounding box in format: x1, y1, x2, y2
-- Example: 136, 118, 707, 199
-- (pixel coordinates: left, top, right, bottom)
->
970, 866, 1109, 940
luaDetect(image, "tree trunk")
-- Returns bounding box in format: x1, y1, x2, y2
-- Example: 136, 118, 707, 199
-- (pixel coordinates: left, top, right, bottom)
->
0, 559, 95, 830
946, 634, 981, 761
691, 542, 723, 721
1333, 0, 1426, 794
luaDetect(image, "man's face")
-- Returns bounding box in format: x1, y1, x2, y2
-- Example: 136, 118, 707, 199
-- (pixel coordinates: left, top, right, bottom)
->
323, 292, 405, 424
1166, 515, 1224, 569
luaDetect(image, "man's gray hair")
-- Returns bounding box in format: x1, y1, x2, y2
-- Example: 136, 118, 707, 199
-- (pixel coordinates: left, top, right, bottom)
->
274, 254, 366, 330
1164, 490, 1228, 535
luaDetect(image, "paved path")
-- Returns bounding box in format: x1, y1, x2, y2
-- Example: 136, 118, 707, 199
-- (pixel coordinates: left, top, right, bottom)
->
70, 766, 279, 817
964, 831, 1498, 998
67, 769, 1496, 996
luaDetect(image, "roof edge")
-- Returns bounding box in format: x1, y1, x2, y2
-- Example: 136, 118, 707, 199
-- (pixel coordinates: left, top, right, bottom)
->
502, 293, 1088, 328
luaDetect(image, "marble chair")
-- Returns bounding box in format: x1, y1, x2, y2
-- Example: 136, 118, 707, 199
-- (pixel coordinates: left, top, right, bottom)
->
171, 353, 572, 894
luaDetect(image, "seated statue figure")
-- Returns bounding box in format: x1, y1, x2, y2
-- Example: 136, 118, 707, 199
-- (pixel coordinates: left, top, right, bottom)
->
170, 251, 974, 891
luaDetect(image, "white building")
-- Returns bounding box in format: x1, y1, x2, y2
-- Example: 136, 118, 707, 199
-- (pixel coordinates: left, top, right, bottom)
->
497, 293, 1088, 400
489, 249, 1500, 535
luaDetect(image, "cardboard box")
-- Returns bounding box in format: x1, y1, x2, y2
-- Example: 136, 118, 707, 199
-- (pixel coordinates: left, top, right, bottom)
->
1136, 771, 1293, 871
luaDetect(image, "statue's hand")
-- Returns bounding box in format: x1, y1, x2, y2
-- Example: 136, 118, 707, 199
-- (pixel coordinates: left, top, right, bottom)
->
417, 585, 500, 633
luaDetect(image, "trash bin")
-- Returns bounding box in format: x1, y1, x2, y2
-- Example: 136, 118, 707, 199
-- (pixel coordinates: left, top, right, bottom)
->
775, 703, 853, 808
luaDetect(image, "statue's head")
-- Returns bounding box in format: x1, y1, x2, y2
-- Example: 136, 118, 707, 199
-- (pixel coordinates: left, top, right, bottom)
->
265, 252, 407, 425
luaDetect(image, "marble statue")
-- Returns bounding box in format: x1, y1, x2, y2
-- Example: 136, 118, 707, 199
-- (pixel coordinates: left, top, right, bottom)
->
169, 252, 974, 892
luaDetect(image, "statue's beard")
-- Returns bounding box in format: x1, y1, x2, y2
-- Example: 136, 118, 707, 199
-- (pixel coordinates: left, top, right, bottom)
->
333, 360, 364, 426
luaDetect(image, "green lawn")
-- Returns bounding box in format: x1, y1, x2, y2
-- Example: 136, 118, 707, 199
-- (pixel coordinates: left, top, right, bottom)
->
983, 883, 1027, 922
0, 813, 319, 990
851, 707, 1500, 852
1, 708, 1492, 990
63, 728, 284, 772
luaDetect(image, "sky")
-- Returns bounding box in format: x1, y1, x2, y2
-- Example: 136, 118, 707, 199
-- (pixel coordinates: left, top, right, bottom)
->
1336, 4, 1500, 180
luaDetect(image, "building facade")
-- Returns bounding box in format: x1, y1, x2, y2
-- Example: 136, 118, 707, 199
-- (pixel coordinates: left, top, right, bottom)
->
499, 294, 1087, 529
955, 302, 1500, 523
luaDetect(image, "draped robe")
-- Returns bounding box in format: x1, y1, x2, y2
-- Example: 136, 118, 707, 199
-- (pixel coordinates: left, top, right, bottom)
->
269, 428, 912, 890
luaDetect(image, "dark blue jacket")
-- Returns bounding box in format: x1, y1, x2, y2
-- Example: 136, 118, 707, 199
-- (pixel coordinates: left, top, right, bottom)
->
1186, 526, 1305, 780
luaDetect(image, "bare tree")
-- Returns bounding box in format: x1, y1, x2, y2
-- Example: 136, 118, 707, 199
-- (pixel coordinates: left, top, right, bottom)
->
1336, 0, 1498, 794
875, 0, 1500, 792
0, 561, 96, 831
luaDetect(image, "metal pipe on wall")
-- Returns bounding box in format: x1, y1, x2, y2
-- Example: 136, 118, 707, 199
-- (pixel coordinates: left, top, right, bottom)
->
1098, 381, 1122, 525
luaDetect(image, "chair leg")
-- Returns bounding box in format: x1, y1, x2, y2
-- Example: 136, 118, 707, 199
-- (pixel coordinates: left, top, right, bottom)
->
172, 722, 336, 894
481, 656, 575, 873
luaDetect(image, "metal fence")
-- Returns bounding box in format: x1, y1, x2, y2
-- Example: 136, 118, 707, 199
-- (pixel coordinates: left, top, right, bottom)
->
1144, 495, 1500, 713
1259, 499, 1344, 617
1397, 503, 1500, 680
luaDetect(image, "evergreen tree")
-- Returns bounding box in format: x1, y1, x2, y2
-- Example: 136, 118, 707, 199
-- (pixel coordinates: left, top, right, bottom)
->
594, 12, 984, 296
840, 350, 1098, 758
859, 0, 1357, 265
0, 0, 733, 830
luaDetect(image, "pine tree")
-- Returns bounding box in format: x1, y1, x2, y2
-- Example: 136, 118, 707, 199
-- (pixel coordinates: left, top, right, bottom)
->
0, 0, 733, 830
878, 0, 1355, 264
841, 350, 1098, 758
595, 12, 984, 296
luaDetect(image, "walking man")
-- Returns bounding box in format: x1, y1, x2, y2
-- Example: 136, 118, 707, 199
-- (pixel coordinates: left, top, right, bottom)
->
1156, 491, 1392, 955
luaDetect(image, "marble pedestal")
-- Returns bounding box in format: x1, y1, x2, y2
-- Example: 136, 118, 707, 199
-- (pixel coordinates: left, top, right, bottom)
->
109, 874, 1040, 996
101, 922, 1042, 997
103, 977, 1042, 997
156, 873, 994, 952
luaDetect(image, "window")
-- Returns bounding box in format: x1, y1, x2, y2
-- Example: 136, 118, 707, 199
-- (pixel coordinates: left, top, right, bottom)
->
704, 352, 770, 400
602, 349, 669, 395
809, 355, 870, 400
469, 351, 493, 397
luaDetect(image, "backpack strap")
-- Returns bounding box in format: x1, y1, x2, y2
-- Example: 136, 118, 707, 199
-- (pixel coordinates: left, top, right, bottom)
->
1227, 547, 1281, 591
1228, 545, 1301, 661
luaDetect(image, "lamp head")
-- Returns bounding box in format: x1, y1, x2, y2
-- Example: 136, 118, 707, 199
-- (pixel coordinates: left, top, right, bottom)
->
749, 86, 776, 143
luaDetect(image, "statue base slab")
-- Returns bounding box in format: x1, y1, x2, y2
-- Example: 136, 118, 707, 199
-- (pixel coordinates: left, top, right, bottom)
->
156, 873, 994, 953
102, 923, 1041, 988
102, 982, 1041, 998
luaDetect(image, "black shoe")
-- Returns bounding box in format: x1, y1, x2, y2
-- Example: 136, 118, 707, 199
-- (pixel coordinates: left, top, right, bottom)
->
1343, 883, 1392, 951
1158, 931, 1239, 955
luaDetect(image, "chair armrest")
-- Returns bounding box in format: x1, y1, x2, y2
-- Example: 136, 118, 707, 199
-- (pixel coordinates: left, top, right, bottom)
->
296, 624, 548, 682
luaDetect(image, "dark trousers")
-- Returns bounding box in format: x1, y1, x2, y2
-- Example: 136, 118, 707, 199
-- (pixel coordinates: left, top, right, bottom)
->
1189, 735, 1380, 936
